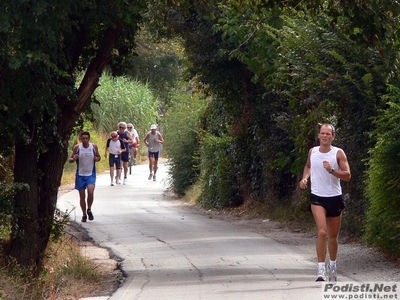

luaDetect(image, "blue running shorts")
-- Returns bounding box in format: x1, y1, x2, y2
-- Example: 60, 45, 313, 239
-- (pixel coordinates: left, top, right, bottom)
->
75, 174, 96, 191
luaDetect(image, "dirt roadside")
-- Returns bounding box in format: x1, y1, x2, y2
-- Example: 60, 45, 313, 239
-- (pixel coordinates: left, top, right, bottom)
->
58, 186, 400, 299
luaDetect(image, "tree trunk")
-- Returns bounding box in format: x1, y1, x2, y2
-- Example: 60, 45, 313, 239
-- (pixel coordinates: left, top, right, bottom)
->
8, 141, 68, 276
8, 144, 41, 273
6, 23, 123, 276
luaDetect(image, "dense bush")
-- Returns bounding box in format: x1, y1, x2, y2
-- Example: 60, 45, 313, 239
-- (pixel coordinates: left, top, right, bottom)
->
198, 133, 241, 208
163, 92, 207, 195
365, 87, 400, 256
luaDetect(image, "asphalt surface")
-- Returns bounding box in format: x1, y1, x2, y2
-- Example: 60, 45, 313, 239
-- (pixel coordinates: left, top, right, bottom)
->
57, 161, 352, 300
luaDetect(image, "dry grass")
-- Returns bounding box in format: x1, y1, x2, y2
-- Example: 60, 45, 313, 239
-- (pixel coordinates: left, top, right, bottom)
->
180, 181, 202, 205
0, 234, 108, 300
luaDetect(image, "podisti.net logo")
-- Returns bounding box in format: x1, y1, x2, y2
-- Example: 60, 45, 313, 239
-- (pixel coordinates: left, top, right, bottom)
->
322, 282, 399, 299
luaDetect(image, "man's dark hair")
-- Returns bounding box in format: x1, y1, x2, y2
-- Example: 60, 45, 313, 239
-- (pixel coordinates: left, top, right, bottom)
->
80, 131, 90, 138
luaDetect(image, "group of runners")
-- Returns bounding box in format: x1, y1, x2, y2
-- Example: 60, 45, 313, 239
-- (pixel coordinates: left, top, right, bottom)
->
105, 121, 140, 186
69, 122, 164, 222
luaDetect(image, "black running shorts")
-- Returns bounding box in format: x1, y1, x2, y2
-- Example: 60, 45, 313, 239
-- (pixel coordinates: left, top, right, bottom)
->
121, 151, 129, 162
309, 193, 345, 217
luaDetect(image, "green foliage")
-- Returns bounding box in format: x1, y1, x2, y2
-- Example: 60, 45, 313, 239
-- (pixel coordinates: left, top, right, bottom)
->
163, 91, 207, 196
215, 2, 281, 81
198, 133, 241, 208
215, 2, 399, 238
0, 183, 29, 239
91, 73, 159, 136
365, 86, 400, 255
0, 155, 13, 184
112, 27, 186, 105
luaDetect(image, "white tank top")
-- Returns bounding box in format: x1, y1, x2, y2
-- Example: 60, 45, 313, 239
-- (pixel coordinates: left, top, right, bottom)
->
310, 146, 342, 197
77, 143, 95, 176
147, 131, 161, 152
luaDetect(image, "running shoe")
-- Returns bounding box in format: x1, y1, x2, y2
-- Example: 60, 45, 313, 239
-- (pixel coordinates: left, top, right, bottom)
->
153, 175, 156, 181
111, 181, 114, 186
148, 173, 153, 180
81, 215, 87, 222
87, 209, 94, 221
328, 264, 337, 281
316, 268, 326, 281
123, 178, 128, 185
133, 158, 137, 165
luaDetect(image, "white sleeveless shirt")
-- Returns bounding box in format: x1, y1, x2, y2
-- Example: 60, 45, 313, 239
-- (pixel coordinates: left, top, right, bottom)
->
147, 131, 162, 152
310, 146, 342, 197
77, 143, 95, 176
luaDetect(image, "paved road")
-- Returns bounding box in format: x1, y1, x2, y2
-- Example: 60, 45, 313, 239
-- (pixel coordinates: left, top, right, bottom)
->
58, 162, 336, 300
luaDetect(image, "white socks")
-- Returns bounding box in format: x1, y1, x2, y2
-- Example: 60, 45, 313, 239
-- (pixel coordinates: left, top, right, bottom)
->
329, 260, 336, 268
318, 260, 336, 270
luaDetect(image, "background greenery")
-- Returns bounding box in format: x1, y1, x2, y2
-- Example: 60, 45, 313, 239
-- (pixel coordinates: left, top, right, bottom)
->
1, 1, 400, 294
365, 85, 400, 256
91, 73, 159, 137
163, 90, 207, 196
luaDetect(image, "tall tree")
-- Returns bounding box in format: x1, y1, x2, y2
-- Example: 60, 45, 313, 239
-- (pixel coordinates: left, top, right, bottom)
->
0, 0, 146, 275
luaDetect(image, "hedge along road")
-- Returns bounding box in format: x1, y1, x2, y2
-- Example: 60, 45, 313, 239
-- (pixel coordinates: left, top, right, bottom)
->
58, 161, 346, 300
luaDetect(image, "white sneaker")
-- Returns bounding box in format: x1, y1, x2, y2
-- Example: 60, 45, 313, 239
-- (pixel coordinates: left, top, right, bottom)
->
116, 177, 120, 185
316, 268, 326, 281
328, 264, 337, 281
148, 173, 153, 180
111, 182, 114, 186
123, 178, 128, 185
153, 175, 156, 181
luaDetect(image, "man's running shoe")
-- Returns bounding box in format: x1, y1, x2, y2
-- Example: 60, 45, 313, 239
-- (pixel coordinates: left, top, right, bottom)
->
81, 215, 87, 222
111, 181, 114, 186
123, 178, 128, 185
133, 158, 137, 165
87, 209, 94, 221
153, 175, 156, 181
316, 268, 326, 281
328, 264, 337, 281
148, 173, 153, 180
